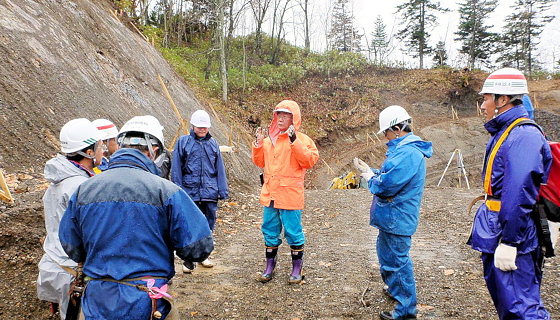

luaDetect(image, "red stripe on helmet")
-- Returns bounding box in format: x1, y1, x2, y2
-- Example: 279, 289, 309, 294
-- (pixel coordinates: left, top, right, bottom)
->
487, 74, 526, 79
97, 124, 115, 130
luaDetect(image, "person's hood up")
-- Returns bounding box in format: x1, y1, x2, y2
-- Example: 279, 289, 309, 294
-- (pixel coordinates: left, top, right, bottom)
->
44, 154, 90, 184
484, 105, 529, 135
108, 148, 162, 176
388, 133, 433, 158
268, 100, 302, 143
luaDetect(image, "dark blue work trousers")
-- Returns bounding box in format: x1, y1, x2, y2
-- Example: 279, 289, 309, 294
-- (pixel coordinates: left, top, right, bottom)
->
481, 249, 549, 320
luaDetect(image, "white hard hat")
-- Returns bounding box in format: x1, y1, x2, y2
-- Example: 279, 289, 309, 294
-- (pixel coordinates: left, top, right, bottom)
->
118, 115, 165, 147
92, 119, 119, 140
190, 110, 212, 128
274, 108, 292, 114
479, 68, 528, 95
60, 118, 104, 154
377, 105, 412, 135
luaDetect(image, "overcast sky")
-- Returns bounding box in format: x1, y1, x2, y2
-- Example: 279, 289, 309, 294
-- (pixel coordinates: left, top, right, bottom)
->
281, 0, 560, 70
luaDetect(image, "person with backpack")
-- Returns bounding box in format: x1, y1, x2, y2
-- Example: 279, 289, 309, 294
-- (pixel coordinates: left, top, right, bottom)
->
468, 68, 552, 320
171, 110, 229, 271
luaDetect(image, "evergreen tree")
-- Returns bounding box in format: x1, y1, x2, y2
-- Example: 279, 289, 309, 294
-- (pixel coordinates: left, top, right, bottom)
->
432, 40, 448, 67
454, 0, 498, 70
370, 15, 389, 65
498, 0, 555, 74
328, 0, 362, 52
396, 0, 448, 68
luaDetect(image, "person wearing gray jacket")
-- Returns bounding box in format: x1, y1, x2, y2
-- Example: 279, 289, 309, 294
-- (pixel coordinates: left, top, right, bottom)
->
37, 118, 102, 319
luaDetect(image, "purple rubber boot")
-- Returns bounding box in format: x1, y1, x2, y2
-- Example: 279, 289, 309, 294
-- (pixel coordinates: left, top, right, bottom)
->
288, 259, 304, 284
258, 247, 278, 283
258, 258, 276, 283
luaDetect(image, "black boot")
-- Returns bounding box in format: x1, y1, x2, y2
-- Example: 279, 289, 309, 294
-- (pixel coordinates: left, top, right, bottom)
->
288, 245, 304, 284
258, 247, 278, 283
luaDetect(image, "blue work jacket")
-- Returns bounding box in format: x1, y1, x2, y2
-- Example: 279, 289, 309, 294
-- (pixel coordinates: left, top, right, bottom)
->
469, 105, 552, 254
59, 148, 213, 319
171, 130, 228, 202
368, 133, 433, 236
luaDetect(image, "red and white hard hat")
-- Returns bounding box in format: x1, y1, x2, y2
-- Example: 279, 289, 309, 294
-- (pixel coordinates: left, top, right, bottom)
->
190, 110, 212, 128
479, 68, 528, 96
377, 105, 412, 135
92, 119, 119, 140
60, 118, 104, 154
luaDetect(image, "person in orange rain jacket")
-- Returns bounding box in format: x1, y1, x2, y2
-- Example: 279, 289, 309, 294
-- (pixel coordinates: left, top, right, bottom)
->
252, 100, 319, 284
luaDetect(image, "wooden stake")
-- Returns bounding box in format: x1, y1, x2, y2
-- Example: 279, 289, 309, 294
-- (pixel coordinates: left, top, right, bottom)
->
129, 21, 148, 42
321, 159, 335, 175
157, 74, 187, 136
0, 170, 14, 203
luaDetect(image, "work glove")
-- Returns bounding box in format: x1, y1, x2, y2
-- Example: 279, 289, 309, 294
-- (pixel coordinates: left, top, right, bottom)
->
353, 157, 375, 182
287, 125, 296, 143
494, 243, 517, 271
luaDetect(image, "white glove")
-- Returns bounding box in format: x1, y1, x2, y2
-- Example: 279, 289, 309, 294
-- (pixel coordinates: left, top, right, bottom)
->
494, 243, 517, 271
353, 158, 375, 181
353, 158, 370, 173
361, 171, 375, 182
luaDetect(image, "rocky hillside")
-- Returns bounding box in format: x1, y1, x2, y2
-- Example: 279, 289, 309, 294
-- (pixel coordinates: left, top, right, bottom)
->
0, 0, 258, 188
1, 0, 559, 191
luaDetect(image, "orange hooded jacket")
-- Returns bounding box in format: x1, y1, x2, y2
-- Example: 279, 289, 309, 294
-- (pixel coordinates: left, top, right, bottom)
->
252, 100, 319, 210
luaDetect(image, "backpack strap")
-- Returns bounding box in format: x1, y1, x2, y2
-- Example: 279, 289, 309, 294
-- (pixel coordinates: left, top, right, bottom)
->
483, 118, 542, 196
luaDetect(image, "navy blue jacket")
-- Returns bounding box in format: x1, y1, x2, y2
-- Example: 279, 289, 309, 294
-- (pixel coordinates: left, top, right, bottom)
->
171, 130, 228, 201
59, 148, 213, 319
469, 105, 552, 254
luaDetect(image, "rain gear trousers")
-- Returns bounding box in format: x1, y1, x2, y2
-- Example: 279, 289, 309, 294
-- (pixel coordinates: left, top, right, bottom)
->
368, 133, 433, 319
468, 105, 552, 320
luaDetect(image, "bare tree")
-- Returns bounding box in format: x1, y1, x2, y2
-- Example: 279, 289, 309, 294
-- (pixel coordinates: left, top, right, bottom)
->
250, 0, 273, 52
298, 0, 310, 52
269, 0, 293, 64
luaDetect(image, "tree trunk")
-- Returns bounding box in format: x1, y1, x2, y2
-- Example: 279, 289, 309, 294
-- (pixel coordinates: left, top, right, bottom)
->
217, 0, 228, 103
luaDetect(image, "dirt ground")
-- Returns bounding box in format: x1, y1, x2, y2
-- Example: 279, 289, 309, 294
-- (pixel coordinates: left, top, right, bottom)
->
3, 180, 560, 319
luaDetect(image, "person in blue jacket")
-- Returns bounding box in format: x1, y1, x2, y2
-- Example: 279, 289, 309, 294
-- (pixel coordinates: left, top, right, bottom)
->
522, 94, 534, 120
59, 115, 213, 320
354, 105, 432, 320
171, 109, 228, 271
468, 68, 552, 320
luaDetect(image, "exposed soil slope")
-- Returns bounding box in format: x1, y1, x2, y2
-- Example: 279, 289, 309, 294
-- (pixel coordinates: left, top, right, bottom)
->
2, 1, 560, 319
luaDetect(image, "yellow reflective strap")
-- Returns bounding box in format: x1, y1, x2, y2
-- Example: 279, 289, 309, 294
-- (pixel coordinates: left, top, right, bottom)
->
485, 199, 501, 211
483, 118, 529, 196
93, 167, 102, 175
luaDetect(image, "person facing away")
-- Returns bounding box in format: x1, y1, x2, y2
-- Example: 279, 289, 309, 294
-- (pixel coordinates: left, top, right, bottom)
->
354, 105, 433, 320
252, 100, 319, 284
171, 109, 228, 270
468, 68, 552, 320
59, 115, 213, 320
92, 118, 119, 174
37, 118, 104, 319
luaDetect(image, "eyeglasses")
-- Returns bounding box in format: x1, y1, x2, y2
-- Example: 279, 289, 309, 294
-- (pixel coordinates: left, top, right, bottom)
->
276, 113, 293, 119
